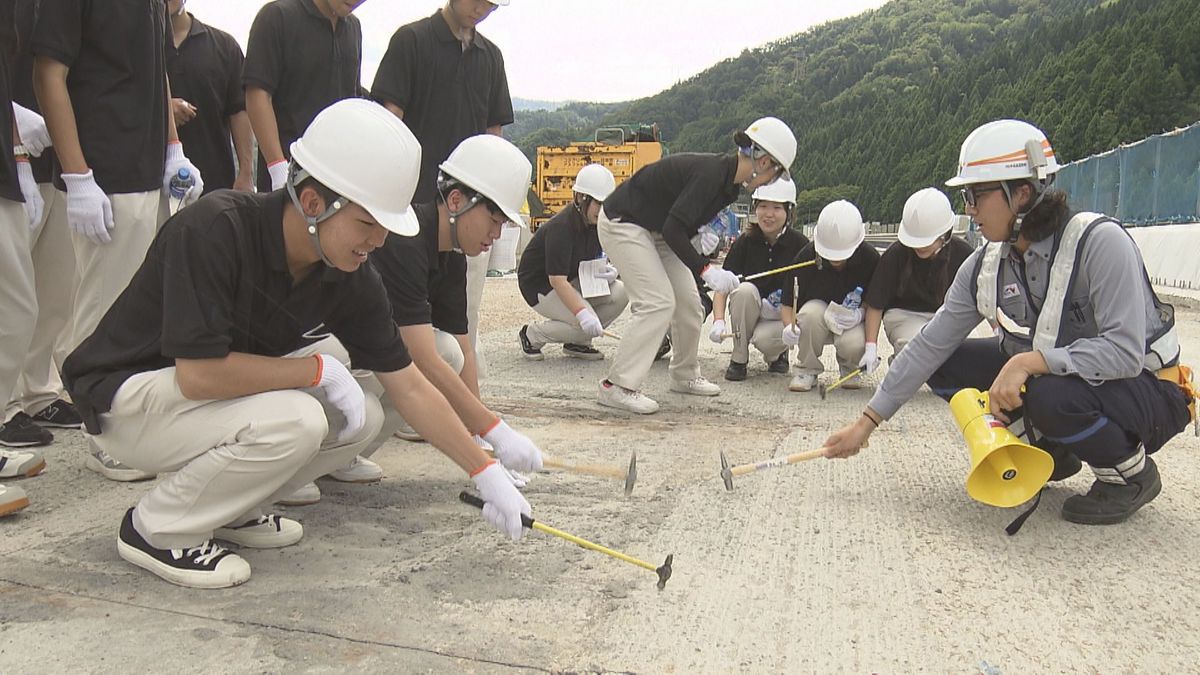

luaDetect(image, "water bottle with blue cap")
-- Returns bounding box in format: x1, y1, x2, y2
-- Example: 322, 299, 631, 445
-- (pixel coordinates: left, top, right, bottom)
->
842, 286, 863, 310
169, 167, 195, 201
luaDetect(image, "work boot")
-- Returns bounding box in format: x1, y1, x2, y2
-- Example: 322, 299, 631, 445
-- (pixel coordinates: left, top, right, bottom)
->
1061, 452, 1161, 525
724, 360, 747, 381
766, 351, 789, 374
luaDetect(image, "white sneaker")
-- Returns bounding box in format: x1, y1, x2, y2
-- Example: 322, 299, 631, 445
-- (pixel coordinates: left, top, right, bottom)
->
215, 514, 303, 549
329, 456, 383, 483
393, 419, 425, 442
86, 450, 154, 482
789, 373, 817, 392
598, 381, 659, 414
275, 482, 321, 506
670, 376, 721, 397
0, 448, 46, 479
0, 483, 30, 517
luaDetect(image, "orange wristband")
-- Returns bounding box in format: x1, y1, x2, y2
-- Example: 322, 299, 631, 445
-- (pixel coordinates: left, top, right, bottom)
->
308, 354, 323, 388
469, 458, 496, 478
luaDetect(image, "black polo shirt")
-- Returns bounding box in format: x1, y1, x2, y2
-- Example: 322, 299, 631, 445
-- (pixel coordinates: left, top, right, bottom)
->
517, 206, 602, 307
33, 0, 167, 194
601, 153, 742, 275
243, 0, 362, 192
370, 201, 469, 335
166, 14, 246, 194
0, 44, 20, 203
781, 241, 880, 308
370, 10, 513, 202
864, 237, 974, 314
722, 227, 810, 297
13, 0, 55, 185
62, 190, 411, 434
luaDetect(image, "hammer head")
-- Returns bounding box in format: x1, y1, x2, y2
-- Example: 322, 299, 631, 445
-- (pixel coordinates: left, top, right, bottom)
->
655, 553, 674, 590
624, 451, 638, 496
818, 383, 828, 400
719, 451, 734, 491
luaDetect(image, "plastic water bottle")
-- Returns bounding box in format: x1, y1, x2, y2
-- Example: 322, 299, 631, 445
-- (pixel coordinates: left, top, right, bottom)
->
842, 286, 863, 310
168, 167, 194, 200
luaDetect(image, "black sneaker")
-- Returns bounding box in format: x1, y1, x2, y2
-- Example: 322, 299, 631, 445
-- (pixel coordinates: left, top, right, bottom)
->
518, 325, 544, 361
0, 413, 53, 448
655, 335, 672, 361
767, 351, 789, 374
563, 343, 603, 360
1061, 456, 1161, 525
724, 360, 747, 381
30, 399, 82, 429
116, 508, 251, 588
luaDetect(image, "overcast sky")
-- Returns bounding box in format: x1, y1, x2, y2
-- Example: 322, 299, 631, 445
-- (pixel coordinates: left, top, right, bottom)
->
182, 0, 890, 103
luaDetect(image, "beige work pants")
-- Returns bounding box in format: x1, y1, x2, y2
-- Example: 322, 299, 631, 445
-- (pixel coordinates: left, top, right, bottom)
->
726, 282, 788, 364
0, 199, 37, 411
882, 308, 935, 356
465, 252, 488, 381
794, 300, 867, 375
525, 280, 628, 347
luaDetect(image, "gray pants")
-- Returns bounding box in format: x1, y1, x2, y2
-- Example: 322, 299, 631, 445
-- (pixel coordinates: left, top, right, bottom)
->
726, 282, 788, 364
525, 280, 628, 347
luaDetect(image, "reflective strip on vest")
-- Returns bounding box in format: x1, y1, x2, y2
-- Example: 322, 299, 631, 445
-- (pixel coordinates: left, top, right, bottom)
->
976, 242, 1004, 323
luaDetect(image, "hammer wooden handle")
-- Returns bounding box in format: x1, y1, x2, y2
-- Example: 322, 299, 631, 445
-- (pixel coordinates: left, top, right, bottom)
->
730, 448, 825, 476
543, 456, 627, 481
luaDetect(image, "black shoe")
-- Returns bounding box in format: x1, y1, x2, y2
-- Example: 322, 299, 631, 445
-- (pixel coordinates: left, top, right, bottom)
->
116, 508, 251, 588
767, 351, 789, 374
724, 360, 747, 381
30, 399, 82, 429
655, 335, 672, 361
518, 325, 544, 361
1048, 451, 1082, 482
0, 413, 53, 448
1061, 456, 1161, 525
563, 343, 604, 360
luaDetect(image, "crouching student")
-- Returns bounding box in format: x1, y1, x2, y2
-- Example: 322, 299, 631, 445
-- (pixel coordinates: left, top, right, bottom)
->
859, 188, 974, 374
780, 200, 879, 392
517, 164, 627, 361
62, 100, 533, 589
710, 178, 808, 381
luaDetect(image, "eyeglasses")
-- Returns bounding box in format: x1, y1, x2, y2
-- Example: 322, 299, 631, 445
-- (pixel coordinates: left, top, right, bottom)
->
960, 185, 1003, 208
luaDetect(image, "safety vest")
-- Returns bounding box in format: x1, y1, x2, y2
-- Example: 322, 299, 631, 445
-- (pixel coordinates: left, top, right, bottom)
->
975, 212, 1179, 372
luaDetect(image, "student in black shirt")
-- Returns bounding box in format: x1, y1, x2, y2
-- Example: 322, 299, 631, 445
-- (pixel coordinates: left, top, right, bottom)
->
166, 0, 254, 193
370, 133, 543, 476
780, 200, 879, 393
61, 100, 533, 589
244, 0, 364, 192
596, 117, 798, 414
517, 164, 627, 361
710, 179, 809, 382
859, 188, 974, 375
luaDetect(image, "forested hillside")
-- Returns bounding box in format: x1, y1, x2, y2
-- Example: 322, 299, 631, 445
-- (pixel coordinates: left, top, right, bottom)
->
514, 0, 1200, 223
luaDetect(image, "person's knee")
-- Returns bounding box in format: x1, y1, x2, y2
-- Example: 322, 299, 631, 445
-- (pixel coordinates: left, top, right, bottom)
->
1023, 376, 1088, 436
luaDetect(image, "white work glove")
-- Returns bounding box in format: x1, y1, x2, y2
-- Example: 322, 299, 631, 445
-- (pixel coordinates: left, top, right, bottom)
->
859, 342, 880, 373
471, 461, 532, 541
482, 418, 544, 473
312, 354, 366, 442
782, 323, 802, 347
595, 263, 619, 282
268, 160, 289, 191
12, 103, 50, 157
701, 265, 739, 294
709, 318, 727, 344
16, 161, 42, 229
163, 142, 204, 207
575, 307, 603, 339
475, 434, 529, 488
62, 171, 114, 245
691, 224, 720, 255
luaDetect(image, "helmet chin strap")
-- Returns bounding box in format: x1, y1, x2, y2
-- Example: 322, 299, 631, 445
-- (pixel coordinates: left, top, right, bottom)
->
286, 164, 347, 267
1001, 181, 1048, 245
740, 145, 776, 190
438, 181, 483, 253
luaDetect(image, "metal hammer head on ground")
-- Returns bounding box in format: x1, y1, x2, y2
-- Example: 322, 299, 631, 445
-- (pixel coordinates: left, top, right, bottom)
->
624, 451, 638, 496
720, 450, 735, 491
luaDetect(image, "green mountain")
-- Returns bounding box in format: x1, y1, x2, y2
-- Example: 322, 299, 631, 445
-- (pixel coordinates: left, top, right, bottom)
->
515, 0, 1200, 223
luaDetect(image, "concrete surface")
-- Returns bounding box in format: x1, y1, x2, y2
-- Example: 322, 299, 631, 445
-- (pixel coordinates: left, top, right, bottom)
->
2, 280, 1198, 673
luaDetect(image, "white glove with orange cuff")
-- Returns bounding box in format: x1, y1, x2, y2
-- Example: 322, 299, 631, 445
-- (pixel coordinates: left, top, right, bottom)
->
268, 160, 289, 191
701, 265, 739, 294
475, 434, 530, 488
575, 307, 603, 338
471, 460, 532, 541
781, 323, 802, 347
311, 354, 366, 442
481, 418, 544, 473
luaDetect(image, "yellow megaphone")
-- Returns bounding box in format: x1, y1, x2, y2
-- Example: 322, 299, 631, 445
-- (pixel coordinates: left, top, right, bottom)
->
949, 388, 1054, 508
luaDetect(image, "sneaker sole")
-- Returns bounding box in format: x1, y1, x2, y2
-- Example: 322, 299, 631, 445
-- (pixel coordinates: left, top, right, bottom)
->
326, 471, 383, 484
275, 495, 321, 506
669, 384, 721, 397
85, 455, 155, 482
521, 352, 545, 361
1, 458, 46, 478
0, 496, 31, 516
214, 525, 304, 549
788, 384, 815, 392
33, 421, 82, 429
597, 397, 659, 415
0, 437, 51, 448
117, 538, 250, 589
1062, 478, 1162, 525
393, 429, 426, 442
563, 351, 604, 361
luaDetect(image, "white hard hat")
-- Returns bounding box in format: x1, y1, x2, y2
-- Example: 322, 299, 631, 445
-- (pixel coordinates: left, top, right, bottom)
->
439, 134, 532, 227
898, 188, 956, 248
752, 177, 797, 206
489, 0, 509, 5
735, 116, 797, 180
573, 163, 616, 201
945, 119, 1060, 187
289, 98, 421, 236
814, 200, 865, 262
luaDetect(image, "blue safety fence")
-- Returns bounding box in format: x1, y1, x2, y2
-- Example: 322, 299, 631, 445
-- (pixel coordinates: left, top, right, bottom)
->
1058, 121, 1200, 226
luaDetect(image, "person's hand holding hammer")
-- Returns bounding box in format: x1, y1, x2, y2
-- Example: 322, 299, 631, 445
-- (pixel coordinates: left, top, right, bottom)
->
823, 407, 881, 459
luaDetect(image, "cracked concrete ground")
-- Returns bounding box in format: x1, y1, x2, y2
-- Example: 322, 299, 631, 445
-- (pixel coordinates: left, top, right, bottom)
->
3, 279, 1198, 673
